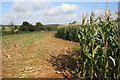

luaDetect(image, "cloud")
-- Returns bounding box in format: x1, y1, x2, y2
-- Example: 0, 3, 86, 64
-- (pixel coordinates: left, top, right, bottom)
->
2, 1, 51, 25
32, 2, 52, 10
40, 3, 82, 24
3, 10, 35, 25
12, 1, 51, 12
12, 2, 33, 12
62, 3, 79, 13
2, 2, 82, 25
44, 3, 80, 16
41, 13, 82, 24
2, 1, 117, 25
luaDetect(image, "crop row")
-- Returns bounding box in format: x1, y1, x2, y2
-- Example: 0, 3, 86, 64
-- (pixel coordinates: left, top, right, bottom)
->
56, 14, 120, 79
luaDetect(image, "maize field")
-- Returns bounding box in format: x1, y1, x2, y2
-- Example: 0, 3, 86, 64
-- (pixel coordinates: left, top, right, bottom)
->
56, 13, 120, 79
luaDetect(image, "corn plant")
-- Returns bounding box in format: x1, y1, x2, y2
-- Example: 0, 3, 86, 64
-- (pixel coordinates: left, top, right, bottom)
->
56, 11, 120, 79
77, 13, 120, 79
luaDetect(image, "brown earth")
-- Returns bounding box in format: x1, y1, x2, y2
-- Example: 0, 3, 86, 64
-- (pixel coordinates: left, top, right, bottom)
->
2, 31, 80, 78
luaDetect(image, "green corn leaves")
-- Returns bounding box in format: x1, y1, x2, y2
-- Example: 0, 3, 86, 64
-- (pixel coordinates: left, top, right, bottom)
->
56, 14, 120, 79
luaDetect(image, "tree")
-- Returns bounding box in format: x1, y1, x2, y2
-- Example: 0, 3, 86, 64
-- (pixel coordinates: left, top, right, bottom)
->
19, 21, 34, 31
35, 22, 43, 31
68, 23, 72, 25
36, 22, 43, 26
22, 21, 30, 26
2, 27, 5, 31
72, 21, 77, 24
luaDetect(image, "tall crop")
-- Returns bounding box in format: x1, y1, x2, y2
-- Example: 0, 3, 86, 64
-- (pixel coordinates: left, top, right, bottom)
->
56, 13, 120, 79
56, 25, 81, 42
77, 13, 120, 79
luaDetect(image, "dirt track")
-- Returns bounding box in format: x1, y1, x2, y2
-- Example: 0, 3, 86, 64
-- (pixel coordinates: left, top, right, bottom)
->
2, 31, 80, 78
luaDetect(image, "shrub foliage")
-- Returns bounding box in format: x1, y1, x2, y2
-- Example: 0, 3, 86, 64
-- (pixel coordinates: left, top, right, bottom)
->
19, 21, 34, 31
19, 21, 58, 31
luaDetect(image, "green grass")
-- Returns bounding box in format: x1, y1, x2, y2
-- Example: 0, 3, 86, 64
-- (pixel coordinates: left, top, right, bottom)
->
2, 43, 10, 46
2, 31, 33, 39
2, 31, 47, 47
23, 32, 47, 48
18, 52, 23, 54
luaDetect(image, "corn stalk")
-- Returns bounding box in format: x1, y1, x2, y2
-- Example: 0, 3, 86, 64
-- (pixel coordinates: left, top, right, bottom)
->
56, 10, 120, 79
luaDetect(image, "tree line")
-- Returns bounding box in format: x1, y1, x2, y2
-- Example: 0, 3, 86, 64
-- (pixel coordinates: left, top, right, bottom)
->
19, 21, 59, 31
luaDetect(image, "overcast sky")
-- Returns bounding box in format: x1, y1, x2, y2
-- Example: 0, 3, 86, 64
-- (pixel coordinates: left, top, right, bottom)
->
1, 0, 118, 25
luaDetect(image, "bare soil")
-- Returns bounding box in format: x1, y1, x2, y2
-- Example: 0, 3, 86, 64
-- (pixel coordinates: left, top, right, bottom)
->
2, 31, 80, 78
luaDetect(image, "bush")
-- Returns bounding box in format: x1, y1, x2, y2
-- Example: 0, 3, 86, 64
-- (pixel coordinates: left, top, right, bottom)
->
2, 26, 5, 31
34, 22, 43, 31
19, 21, 59, 31
43, 24, 59, 31
19, 21, 34, 31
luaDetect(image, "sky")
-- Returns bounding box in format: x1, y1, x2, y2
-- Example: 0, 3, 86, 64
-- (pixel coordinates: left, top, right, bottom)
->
0, 0, 119, 25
